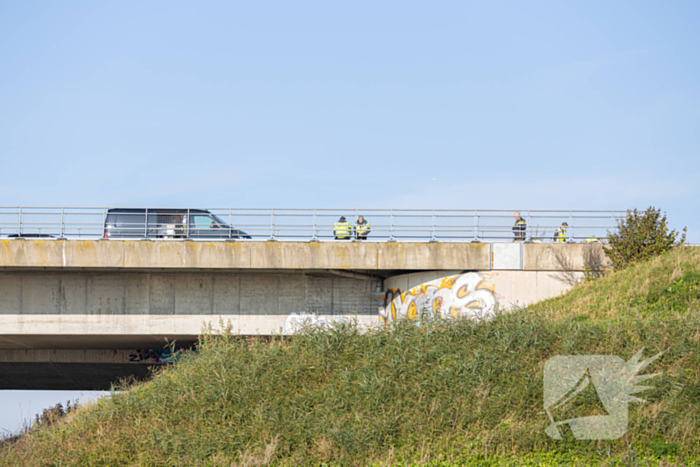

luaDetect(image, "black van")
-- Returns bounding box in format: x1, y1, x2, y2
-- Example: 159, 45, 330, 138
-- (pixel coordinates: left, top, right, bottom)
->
103, 208, 251, 239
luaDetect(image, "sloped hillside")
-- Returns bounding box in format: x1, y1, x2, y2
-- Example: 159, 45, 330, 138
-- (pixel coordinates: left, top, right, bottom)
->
531, 246, 700, 319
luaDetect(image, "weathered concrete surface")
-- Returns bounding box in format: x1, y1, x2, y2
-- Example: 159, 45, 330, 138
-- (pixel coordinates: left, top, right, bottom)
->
487, 270, 578, 308
522, 242, 609, 271
0, 239, 600, 272
0, 270, 380, 349
0, 314, 379, 350
376, 242, 490, 270
0, 239, 492, 270
491, 243, 522, 270
0, 271, 379, 316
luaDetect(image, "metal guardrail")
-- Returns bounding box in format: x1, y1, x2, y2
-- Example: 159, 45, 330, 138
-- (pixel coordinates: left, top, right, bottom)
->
0, 207, 627, 243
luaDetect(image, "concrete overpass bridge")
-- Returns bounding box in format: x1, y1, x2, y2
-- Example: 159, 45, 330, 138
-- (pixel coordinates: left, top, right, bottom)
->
1, 206, 620, 390
0, 238, 600, 389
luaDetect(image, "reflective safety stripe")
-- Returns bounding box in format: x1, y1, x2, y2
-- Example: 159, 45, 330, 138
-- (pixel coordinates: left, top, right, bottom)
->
356, 222, 370, 235
515, 220, 526, 226
585, 237, 600, 243
555, 228, 567, 242
334, 222, 350, 238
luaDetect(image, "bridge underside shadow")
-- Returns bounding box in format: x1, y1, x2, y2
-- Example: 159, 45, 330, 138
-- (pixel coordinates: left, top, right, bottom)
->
0, 349, 195, 390
0, 362, 153, 390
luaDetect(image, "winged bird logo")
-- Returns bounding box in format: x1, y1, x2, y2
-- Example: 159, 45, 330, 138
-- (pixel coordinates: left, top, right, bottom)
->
543, 348, 666, 440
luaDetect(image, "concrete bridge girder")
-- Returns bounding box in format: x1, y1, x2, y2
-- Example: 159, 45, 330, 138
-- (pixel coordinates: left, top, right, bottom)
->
0, 270, 381, 349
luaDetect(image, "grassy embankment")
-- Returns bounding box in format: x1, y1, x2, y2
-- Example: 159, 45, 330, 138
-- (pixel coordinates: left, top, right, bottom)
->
1, 247, 699, 466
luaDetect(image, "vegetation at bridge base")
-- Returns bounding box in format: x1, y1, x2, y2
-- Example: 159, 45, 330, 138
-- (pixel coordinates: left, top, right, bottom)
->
1, 249, 700, 466
530, 244, 700, 320
605, 207, 687, 271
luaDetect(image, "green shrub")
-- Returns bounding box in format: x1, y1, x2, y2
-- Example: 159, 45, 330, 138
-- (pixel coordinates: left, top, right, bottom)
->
605, 207, 686, 270
648, 437, 680, 458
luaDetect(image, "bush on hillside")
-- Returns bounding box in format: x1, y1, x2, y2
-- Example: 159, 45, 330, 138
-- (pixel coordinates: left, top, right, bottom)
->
605, 207, 686, 270
34, 401, 79, 428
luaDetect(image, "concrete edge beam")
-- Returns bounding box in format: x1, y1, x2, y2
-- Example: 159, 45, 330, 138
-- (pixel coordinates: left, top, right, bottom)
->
0, 239, 493, 270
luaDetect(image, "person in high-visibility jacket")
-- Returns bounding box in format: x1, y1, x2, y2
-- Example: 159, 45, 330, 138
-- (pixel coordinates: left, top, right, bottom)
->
585, 236, 601, 243
334, 216, 351, 240
554, 222, 568, 242
512, 212, 527, 241
354, 215, 371, 240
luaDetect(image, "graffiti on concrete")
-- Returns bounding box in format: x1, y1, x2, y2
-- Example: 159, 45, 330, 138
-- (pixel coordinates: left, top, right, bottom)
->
379, 272, 499, 325
283, 312, 350, 335
127, 349, 185, 364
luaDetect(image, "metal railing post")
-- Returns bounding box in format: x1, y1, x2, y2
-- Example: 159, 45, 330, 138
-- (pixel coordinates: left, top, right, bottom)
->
60, 207, 65, 238
473, 210, 479, 242
389, 210, 394, 241
270, 209, 275, 240
144, 208, 148, 238
569, 210, 573, 242
430, 210, 436, 241
229, 208, 232, 239
312, 209, 317, 241
527, 210, 531, 242
18, 207, 23, 236
355, 208, 359, 242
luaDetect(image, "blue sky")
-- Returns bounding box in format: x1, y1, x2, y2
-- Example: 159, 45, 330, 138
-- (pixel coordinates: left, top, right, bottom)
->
1, 1, 698, 432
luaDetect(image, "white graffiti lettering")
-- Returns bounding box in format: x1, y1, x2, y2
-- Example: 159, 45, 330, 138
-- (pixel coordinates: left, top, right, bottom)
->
283, 312, 350, 335
379, 272, 498, 325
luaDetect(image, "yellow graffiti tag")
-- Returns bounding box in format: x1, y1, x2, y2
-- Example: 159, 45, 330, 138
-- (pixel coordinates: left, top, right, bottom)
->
439, 276, 456, 289
432, 296, 443, 314
407, 301, 417, 320
457, 284, 470, 298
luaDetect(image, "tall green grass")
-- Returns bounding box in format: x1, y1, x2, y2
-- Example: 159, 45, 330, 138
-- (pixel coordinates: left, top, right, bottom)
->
531, 246, 700, 320
2, 248, 699, 466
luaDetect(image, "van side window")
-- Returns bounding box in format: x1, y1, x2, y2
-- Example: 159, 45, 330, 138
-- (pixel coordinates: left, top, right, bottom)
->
113, 214, 145, 228
191, 215, 215, 229
157, 214, 184, 226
